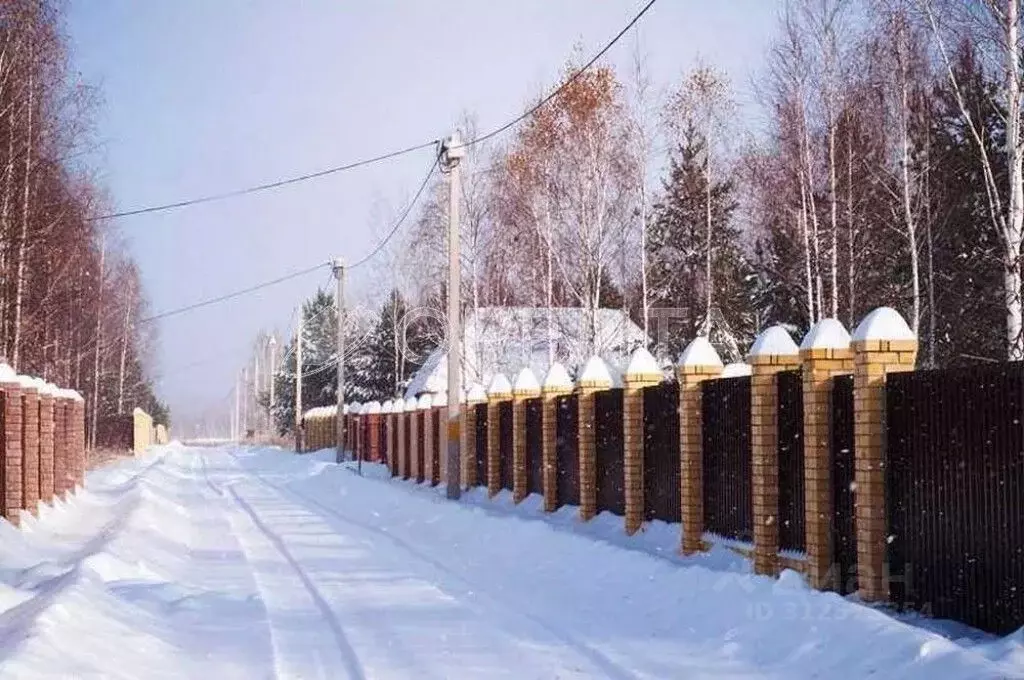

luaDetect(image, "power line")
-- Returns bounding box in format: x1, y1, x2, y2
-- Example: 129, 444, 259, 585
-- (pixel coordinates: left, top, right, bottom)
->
349, 154, 439, 269
140, 261, 328, 324
92, 140, 439, 221
459, 0, 659, 150
92, 1, 657, 222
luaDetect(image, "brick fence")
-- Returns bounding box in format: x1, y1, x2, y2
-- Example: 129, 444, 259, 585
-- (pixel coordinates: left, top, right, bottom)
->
0, 364, 86, 526
318, 305, 1022, 636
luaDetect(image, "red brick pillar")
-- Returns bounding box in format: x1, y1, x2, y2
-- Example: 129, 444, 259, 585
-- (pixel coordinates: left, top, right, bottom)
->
0, 366, 23, 524
53, 392, 68, 499
19, 377, 40, 515
623, 348, 663, 536
396, 399, 409, 479
365, 402, 381, 463
512, 368, 540, 504
437, 397, 448, 484
851, 307, 917, 602
678, 338, 724, 555
486, 375, 512, 497
420, 396, 434, 484
749, 326, 801, 577
71, 392, 86, 490
382, 401, 394, 470
38, 385, 55, 505
577, 357, 613, 522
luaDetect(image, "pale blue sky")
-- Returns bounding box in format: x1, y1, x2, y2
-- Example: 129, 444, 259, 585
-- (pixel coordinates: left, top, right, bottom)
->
65, 1, 780, 433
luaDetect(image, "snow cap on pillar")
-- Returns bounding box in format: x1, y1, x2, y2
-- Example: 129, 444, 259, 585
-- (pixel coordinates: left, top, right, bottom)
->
71, 390, 84, 402
433, 391, 447, 406
487, 373, 512, 398
625, 347, 662, 383
747, 325, 799, 363
392, 397, 406, 412
15, 374, 37, 390
512, 367, 540, 396
721, 362, 753, 378
542, 362, 573, 392
0, 362, 16, 383
350, 402, 362, 415
800, 318, 852, 351
417, 394, 433, 409
363, 401, 382, 414
852, 307, 916, 343
678, 336, 724, 368
578, 355, 613, 389
467, 383, 487, 402
381, 400, 394, 414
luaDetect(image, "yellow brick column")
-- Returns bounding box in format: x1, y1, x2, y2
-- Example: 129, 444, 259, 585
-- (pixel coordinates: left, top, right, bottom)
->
749, 326, 801, 577
541, 364, 573, 512
578, 356, 612, 522
463, 385, 487, 488
851, 307, 917, 602
799, 319, 854, 590
512, 368, 540, 504
623, 348, 663, 535
486, 374, 512, 497
678, 338, 724, 555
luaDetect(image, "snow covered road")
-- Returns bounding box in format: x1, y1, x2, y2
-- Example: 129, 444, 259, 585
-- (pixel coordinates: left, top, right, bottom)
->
0, 445, 1019, 679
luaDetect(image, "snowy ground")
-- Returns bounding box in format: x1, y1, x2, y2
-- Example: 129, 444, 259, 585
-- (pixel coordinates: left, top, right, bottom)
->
0, 445, 1019, 679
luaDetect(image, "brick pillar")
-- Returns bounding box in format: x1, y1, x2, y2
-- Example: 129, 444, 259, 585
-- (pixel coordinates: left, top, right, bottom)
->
0, 370, 23, 524
437, 401, 448, 484
421, 398, 434, 483
367, 412, 380, 462
20, 380, 40, 515
623, 349, 662, 536
396, 400, 408, 479
38, 387, 55, 504
486, 375, 511, 497
541, 365, 572, 512
852, 307, 917, 602
72, 393, 85, 488
53, 394, 68, 499
799, 319, 854, 590
462, 388, 486, 488
678, 338, 724, 555
578, 357, 612, 522
382, 403, 393, 470
512, 369, 540, 504
749, 326, 801, 577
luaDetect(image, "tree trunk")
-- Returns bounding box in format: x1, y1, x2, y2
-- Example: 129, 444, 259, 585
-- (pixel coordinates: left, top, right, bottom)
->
1005, 0, 1024, 360
90, 235, 106, 449
11, 70, 32, 370
799, 171, 816, 324
704, 118, 714, 334
117, 279, 132, 413
846, 123, 856, 328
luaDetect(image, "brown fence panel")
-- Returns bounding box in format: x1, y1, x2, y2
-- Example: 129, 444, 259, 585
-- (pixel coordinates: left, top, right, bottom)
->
556, 394, 579, 507
777, 369, 805, 553
525, 398, 543, 495
643, 382, 680, 522
886, 362, 1024, 635
499, 401, 514, 492
595, 389, 625, 516
474, 403, 488, 486
701, 376, 753, 542
831, 374, 857, 595
415, 412, 425, 483
389, 417, 398, 476
402, 415, 411, 480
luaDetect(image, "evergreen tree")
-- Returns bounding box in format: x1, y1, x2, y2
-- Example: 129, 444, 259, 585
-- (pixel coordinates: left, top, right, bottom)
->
648, 125, 755, 361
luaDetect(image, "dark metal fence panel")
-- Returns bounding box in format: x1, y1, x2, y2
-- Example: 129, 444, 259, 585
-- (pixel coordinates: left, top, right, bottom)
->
431, 410, 441, 485
887, 362, 1024, 635
594, 389, 625, 516
475, 403, 488, 487
499, 401, 514, 492
556, 394, 579, 507
701, 376, 753, 542
777, 369, 805, 553
525, 398, 543, 495
831, 375, 856, 595
643, 382, 680, 522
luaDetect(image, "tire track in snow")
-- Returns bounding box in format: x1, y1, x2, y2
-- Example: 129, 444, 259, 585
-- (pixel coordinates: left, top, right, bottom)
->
201, 452, 365, 680
232, 453, 638, 680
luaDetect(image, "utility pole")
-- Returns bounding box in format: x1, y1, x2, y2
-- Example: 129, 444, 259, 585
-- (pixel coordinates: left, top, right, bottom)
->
441, 132, 465, 499
241, 366, 248, 438
234, 374, 240, 441
333, 258, 347, 467
268, 335, 277, 428
295, 311, 303, 452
